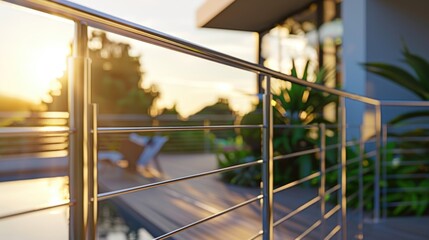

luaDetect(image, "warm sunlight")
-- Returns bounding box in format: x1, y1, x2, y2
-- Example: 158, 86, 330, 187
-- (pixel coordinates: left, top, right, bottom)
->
0, 2, 73, 105
27, 45, 69, 103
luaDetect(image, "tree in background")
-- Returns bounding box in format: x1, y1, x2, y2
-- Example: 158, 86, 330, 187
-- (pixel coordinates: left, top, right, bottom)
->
45, 31, 160, 115
190, 98, 235, 117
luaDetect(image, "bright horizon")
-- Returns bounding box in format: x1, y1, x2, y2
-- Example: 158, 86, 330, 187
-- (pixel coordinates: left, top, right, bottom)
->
0, 0, 257, 117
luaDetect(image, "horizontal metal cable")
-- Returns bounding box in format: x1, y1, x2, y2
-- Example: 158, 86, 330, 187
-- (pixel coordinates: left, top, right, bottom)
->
274, 172, 320, 193
0, 127, 70, 137
386, 200, 429, 207
97, 124, 262, 134
326, 185, 340, 196
324, 225, 341, 240
386, 187, 429, 193
325, 143, 341, 151
386, 123, 429, 128
98, 159, 263, 201
346, 156, 361, 166
345, 140, 360, 147
296, 219, 321, 240
249, 196, 322, 240
346, 175, 359, 184
358, 183, 373, 196
380, 101, 429, 107
346, 191, 359, 203
273, 148, 320, 162
273, 124, 319, 129
247, 231, 263, 240
326, 164, 340, 174
364, 150, 377, 158
2, 0, 381, 105
347, 168, 373, 184
386, 173, 429, 180
383, 160, 429, 166
324, 205, 340, 220
154, 195, 262, 240
273, 196, 321, 227
0, 201, 73, 220
385, 148, 428, 154
387, 136, 429, 141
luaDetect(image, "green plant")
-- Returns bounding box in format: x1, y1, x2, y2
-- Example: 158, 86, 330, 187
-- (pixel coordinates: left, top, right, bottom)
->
364, 45, 429, 123
364, 46, 429, 216
214, 136, 261, 187
222, 60, 338, 187
383, 135, 429, 216
271, 61, 338, 184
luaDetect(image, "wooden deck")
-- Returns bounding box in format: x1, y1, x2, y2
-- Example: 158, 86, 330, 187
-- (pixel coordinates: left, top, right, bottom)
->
98, 153, 429, 240
1, 152, 427, 239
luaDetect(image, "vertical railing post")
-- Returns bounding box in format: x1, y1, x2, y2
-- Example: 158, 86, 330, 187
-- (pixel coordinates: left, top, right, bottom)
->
339, 97, 347, 240
69, 21, 90, 240
262, 75, 273, 240
358, 125, 365, 239
382, 124, 388, 219
88, 103, 98, 240
374, 104, 382, 223
319, 124, 326, 239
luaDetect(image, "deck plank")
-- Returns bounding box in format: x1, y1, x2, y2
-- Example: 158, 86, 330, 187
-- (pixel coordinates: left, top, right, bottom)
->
98, 153, 428, 240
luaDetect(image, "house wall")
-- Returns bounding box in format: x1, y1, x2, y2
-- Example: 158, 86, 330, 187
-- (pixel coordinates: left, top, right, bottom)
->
343, 0, 429, 129
366, 0, 429, 121
342, 0, 367, 137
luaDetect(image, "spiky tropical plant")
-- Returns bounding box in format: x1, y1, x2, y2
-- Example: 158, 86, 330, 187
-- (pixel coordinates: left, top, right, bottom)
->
363, 45, 429, 123
272, 60, 338, 184
364, 46, 429, 216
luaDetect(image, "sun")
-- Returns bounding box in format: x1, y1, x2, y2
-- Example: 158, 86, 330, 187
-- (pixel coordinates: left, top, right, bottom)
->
31, 44, 70, 99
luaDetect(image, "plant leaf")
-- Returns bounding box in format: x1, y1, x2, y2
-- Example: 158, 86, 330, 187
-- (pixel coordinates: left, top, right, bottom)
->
363, 62, 429, 100
389, 110, 429, 124
402, 47, 429, 92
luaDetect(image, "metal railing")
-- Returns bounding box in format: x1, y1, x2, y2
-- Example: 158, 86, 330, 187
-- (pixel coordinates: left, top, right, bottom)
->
0, 0, 428, 239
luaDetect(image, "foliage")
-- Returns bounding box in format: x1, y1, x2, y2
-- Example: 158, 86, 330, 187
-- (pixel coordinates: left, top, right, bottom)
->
190, 98, 236, 139
214, 136, 260, 187
191, 98, 235, 116
364, 46, 429, 216
272, 61, 338, 184
363, 45, 429, 123
383, 133, 429, 216
45, 31, 160, 115
220, 60, 338, 187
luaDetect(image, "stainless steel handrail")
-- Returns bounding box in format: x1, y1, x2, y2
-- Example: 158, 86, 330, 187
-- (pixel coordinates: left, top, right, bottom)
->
3, 0, 380, 105
1, 1, 428, 239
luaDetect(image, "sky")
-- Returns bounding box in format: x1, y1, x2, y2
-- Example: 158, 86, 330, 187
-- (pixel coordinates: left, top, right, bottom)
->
0, 0, 257, 116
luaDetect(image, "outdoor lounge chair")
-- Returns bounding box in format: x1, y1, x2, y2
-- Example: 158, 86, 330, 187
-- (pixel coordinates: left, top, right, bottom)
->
98, 133, 168, 175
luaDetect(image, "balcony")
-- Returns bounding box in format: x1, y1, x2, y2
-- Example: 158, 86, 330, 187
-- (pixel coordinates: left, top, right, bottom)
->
0, 0, 428, 239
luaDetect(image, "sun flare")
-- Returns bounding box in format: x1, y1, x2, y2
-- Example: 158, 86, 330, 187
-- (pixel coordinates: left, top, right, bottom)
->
27, 45, 70, 102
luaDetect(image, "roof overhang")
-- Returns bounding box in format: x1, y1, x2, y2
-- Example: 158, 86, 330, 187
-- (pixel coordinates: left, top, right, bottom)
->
196, 0, 315, 33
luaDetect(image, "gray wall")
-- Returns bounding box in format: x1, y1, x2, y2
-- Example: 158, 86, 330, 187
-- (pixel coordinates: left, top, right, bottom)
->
343, 0, 429, 126
342, 0, 367, 137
